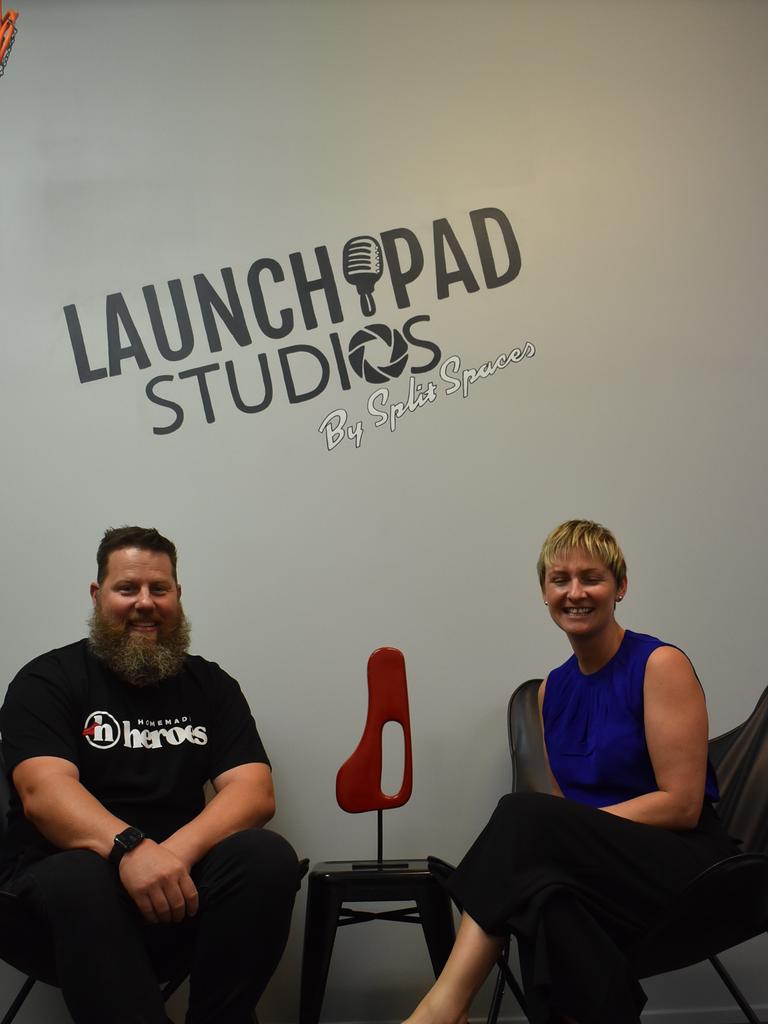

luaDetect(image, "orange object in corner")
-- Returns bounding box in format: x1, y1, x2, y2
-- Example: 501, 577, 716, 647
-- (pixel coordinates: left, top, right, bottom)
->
0, 6, 19, 69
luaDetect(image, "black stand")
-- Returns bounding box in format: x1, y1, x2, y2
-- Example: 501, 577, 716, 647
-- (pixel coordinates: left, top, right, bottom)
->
351, 810, 407, 870
299, 859, 456, 1024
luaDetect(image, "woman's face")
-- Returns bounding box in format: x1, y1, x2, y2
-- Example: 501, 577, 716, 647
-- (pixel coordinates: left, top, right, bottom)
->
541, 548, 626, 641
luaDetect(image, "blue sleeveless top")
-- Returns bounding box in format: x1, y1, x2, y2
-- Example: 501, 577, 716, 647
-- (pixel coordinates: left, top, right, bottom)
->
542, 630, 720, 807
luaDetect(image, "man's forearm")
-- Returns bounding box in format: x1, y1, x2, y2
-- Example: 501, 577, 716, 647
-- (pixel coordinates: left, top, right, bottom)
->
162, 778, 274, 869
21, 773, 128, 858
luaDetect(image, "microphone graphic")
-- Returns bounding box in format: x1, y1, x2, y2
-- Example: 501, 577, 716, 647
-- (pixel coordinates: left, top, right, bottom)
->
343, 235, 384, 317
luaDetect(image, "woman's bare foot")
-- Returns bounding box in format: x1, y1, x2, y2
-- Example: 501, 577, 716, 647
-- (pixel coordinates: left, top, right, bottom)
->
403, 912, 502, 1024
402, 988, 469, 1024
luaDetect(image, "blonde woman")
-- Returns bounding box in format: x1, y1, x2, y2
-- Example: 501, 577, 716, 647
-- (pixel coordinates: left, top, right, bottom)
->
405, 520, 736, 1024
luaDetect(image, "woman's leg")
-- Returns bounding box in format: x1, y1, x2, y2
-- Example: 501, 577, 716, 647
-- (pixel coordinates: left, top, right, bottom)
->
445, 794, 676, 1024
403, 911, 503, 1024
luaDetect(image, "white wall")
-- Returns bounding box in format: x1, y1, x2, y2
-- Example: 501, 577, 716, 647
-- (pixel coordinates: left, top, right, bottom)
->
1, 1, 767, 1020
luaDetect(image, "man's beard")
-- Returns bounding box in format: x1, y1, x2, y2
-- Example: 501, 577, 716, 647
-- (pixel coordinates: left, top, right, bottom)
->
88, 606, 191, 686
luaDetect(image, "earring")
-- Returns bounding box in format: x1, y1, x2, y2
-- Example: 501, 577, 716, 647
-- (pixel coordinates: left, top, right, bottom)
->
617, 595, 624, 602
544, 601, 548, 606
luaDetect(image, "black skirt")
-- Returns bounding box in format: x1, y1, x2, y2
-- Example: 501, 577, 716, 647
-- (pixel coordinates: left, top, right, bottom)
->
443, 792, 738, 1024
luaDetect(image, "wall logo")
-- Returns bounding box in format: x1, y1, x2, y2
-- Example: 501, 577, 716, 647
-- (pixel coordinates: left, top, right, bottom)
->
349, 324, 408, 383
342, 235, 384, 316
82, 712, 208, 750
62, 206, 522, 437
319, 343, 536, 451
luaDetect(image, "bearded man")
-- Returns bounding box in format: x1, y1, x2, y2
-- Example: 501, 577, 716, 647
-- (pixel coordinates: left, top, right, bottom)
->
0, 526, 300, 1024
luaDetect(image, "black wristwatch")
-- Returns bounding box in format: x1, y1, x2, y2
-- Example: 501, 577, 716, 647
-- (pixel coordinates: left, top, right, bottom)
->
109, 826, 146, 866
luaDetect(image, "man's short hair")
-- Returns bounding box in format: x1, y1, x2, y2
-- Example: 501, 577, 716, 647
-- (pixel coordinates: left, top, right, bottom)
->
96, 526, 178, 583
537, 519, 627, 588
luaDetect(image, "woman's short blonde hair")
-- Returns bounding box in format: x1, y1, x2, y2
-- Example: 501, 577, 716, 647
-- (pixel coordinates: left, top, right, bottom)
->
537, 520, 627, 588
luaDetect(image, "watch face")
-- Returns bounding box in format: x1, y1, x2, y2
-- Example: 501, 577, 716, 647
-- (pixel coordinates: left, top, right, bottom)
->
110, 826, 145, 866
117, 827, 145, 851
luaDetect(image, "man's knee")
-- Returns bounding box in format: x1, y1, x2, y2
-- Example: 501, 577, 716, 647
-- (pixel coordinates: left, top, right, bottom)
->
233, 828, 300, 886
196, 829, 301, 898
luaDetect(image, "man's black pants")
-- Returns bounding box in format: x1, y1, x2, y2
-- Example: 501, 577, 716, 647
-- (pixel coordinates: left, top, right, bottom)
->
0, 829, 300, 1024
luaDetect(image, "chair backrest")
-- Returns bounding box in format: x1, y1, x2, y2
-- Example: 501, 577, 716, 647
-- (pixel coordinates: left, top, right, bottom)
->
335, 647, 413, 813
0, 747, 10, 841
708, 685, 768, 853
507, 678, 548, 794
507, 677, 768, 853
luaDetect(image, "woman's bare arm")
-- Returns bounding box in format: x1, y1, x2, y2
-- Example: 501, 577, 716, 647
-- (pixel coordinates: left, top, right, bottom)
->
599, 646, 709, 829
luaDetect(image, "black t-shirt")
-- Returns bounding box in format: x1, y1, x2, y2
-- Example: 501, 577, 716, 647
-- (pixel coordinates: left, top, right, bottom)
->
0, 640, 269, 864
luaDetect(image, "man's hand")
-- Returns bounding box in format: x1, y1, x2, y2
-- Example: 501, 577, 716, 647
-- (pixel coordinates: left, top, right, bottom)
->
118, 839, 199, 924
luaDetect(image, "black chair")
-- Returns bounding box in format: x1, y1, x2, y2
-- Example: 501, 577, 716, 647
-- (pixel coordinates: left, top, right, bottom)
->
0, 751, 307, 1023
484, 678, 768, 1024
300, 859, 456, 1024
0, 746, 191, 1023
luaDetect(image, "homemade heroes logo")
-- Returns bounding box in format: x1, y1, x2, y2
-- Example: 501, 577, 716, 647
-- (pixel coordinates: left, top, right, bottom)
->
82, 711, 208, 750
63, 207, 521, 435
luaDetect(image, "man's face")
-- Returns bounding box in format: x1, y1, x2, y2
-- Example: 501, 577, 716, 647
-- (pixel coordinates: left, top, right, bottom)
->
90, 546, 182, 642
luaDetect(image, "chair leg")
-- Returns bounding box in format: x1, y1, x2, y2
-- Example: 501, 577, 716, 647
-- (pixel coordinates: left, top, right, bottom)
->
485, 942, 508, 1024
708, 955, 762, 1024
495, 953, 528, 1019
1, 976, 36, 1024
415, 886, 456, 977
299, 880, 343, 1024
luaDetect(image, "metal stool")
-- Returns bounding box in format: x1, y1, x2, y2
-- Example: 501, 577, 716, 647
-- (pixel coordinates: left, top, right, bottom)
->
299, 858, 455, 1024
